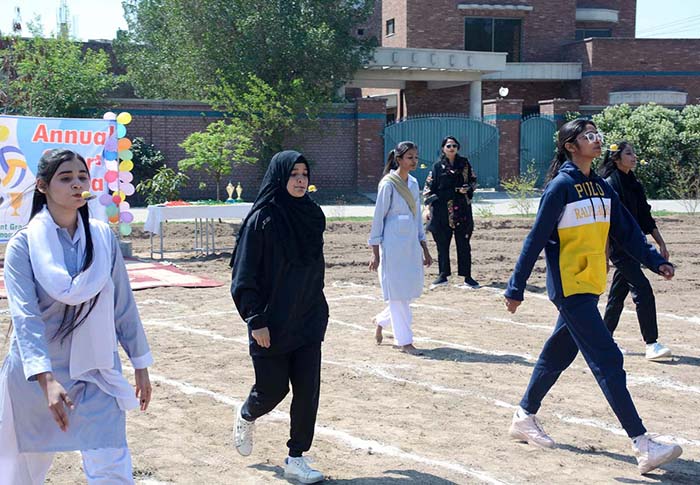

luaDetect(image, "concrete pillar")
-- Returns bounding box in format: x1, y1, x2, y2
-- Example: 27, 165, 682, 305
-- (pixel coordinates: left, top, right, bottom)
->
483, 98, 524, 183
538, 98, 581, 128
470, 79, 482, 119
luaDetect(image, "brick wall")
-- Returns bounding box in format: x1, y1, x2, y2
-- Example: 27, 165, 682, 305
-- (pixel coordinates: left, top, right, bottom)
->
110, 100, 386, 201
356, 98, 388, 190
400, 81, 579, 116
382, 0, 408, 47
395, 0, 578, 62
564, 38, 700, 106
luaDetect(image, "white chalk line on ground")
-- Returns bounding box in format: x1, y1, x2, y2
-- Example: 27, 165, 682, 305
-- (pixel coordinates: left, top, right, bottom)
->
142, 313, 700, 449
480, 284, 700, 327
138, 370, 512, 485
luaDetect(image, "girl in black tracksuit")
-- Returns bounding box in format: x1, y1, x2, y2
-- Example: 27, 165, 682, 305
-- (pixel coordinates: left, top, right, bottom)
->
423, 136, 479, 288
230, 150, 328, 483
599, 141, 671, 361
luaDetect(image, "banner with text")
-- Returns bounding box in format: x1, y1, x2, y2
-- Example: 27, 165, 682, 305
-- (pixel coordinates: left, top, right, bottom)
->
0, 115, 116, 242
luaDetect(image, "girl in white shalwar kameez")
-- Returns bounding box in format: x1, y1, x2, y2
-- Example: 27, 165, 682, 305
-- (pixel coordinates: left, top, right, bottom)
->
0, 149, 153, 484
368, 141, 433, 355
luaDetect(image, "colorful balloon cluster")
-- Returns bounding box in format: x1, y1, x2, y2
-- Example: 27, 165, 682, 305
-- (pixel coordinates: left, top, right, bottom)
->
102, 111, 135, 236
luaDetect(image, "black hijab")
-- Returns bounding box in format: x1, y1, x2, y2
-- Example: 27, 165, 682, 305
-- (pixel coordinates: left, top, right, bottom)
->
232, 150, 325, 266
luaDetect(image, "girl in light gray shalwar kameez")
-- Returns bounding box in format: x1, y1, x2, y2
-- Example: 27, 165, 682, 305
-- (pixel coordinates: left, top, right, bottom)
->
369, 141, 433, 355
0, 149, 153, 484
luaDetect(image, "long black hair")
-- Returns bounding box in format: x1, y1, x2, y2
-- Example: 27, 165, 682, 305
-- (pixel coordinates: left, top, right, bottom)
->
31, 149, 99, 343
545, 118, 597, 184
598, 141, 632, 179
383, 141, 417, 176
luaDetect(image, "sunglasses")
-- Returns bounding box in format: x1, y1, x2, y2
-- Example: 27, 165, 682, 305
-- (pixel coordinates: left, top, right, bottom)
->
578, 132, 604, 144
445, 144, 458, 149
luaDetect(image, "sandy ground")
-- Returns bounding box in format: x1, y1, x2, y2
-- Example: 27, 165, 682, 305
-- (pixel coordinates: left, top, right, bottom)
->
2, 216, 700, 484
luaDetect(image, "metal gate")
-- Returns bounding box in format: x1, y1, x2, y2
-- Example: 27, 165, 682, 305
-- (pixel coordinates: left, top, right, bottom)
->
383, 114, 500, 188
519, 115, 557, 187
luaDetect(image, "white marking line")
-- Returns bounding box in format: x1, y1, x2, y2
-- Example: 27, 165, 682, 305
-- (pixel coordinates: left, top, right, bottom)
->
554, 414, 700, 447
143, 320, 248, 344
144, 310, 700, 447
327, 295, 381, 302
329, 318, 368, 331
331, 281, 374, 289
144, 371, 511, 485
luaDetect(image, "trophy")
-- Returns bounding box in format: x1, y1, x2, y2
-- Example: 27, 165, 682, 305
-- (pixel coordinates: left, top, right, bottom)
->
225, 182, 235, 204
235, 182, 243, 202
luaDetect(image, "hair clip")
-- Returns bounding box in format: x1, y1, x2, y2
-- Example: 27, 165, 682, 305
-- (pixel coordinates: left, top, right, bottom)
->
608, 144, 619, 151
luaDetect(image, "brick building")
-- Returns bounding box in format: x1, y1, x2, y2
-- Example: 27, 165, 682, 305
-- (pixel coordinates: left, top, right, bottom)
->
351, 0, 700, 118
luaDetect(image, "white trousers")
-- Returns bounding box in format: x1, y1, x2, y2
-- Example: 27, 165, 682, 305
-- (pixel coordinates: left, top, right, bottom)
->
0, 384, 134, 485
375, 300, 414, 346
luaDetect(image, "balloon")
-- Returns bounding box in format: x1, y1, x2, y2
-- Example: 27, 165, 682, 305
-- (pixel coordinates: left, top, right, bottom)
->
115, 190, 126, 200
112, 195, 122, 204
108, 181, 119, 191
105, 204, 119, 217
104, 150, 118, 161
117, 138, 132, 151
119, 160, 134, 172
104, 138, 118, 152
119, 223, 132, 236
109, 215, 120, 224
119, 171, 133, 183
118, 150, 133, 161
119, 201, 130, 211
120, 212, 134, 223
117, 124, 127, 138
116, 112, 132, 125
99, 193, 113, 206
121, 183, 135, 196
103, 112, 116, 120
104, 170, 119, 183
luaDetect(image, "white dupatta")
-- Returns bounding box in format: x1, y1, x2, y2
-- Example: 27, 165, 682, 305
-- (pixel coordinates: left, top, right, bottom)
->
25, 206, 138, 410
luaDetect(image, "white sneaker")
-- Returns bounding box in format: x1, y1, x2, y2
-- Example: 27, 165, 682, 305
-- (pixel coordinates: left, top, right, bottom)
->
284, 456, 324, 484
232, 408, 255, 456
646, 342, 672, 361
633, 434, 682, 474
509, 409, 555, 449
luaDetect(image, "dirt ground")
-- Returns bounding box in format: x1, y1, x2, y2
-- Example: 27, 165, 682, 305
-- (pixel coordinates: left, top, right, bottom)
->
2, 215, 700, 484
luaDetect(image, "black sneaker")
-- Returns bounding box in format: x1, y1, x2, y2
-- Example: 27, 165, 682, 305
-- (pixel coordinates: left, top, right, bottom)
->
463, 277, 480, 289
430, 275, 448, 289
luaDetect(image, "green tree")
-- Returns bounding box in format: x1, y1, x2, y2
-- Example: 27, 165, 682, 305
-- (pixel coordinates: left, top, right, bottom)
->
136, 165, 189, 205
178, 120, 256, 200
0, 34, 119, 117
117, 0, 376, 101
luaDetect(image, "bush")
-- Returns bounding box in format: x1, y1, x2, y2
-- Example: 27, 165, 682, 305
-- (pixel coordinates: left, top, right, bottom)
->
592, 103, 700, 200
129, 138, 165, 206
501, 162, 539, 216
136, 166, 189, 205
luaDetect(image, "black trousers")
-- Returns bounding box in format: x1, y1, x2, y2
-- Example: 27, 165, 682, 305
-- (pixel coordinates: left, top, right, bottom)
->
241, 342, 322, 457
603, 258, 658, 344
431, 224, 473, 278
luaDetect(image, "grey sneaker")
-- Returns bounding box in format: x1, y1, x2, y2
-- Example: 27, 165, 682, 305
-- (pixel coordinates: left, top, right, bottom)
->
284, 456, 324, 484
233, 407, 255, 456
633, 434, 682, 474
509, 409, 555, 449
646, 342, 672, 361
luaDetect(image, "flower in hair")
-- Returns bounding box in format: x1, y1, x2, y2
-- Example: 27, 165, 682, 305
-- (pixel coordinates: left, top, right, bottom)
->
307, 185, 317, 192
419, 164, 427, 169
609, 144, 619, 152
639, 159, 648, 166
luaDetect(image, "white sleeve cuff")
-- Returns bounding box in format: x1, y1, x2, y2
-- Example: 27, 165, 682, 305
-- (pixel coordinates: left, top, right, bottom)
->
24, 358, 53, 382
130, 351, 154, 369
368, 237, 383, 246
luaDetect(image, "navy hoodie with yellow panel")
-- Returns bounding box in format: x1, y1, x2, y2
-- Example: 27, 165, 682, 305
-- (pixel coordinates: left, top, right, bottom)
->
505, 161, 667, 303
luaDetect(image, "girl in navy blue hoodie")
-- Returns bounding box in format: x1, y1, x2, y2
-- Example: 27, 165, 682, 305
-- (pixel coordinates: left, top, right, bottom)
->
504, 119, 681, 475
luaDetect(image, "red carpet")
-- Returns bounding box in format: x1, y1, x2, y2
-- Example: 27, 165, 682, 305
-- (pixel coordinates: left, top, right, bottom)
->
0, 259, 223, 299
